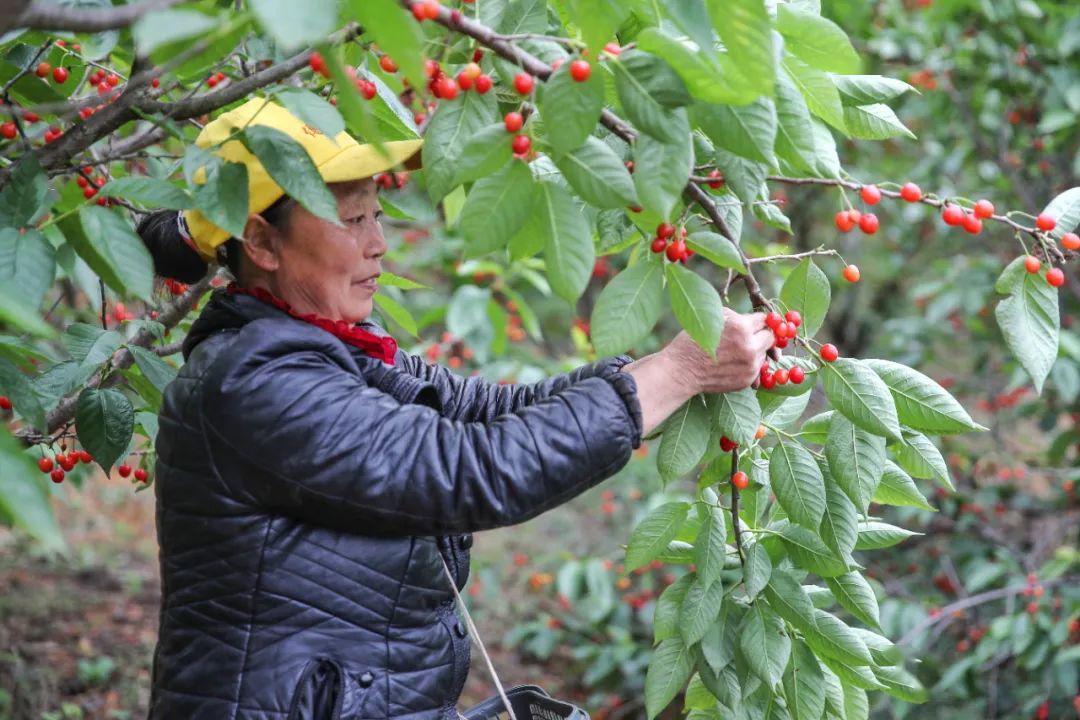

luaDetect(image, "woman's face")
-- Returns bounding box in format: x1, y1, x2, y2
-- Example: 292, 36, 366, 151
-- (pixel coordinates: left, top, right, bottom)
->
264, 178, 387, 324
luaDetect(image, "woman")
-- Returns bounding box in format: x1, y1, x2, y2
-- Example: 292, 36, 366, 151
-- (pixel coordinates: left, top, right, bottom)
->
139, 98, 774, 720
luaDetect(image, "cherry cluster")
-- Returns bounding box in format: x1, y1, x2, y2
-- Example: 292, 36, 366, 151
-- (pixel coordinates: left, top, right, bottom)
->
116, 460, 150, 484
425, 331, 474, 368
74, 166, 112, 205
649, 223, 695, 263
35, 442, 94, 484
374, 171, 409, 190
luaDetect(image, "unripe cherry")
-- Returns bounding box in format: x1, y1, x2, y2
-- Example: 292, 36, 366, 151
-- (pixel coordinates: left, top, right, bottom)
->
569, 60, 591, 82
513, 73, 534, 94
656, 222, 676, 239
843, 264, 860, 283
603, 42, 622, 57
462, 62, 482, 80
1036, 213, 1056, 231
820, 343, 839, 362
859, 213, 879, 234
973, 199, 995, 219
847, 208, 862, 224
732, 471, 749, 490
504, 112, 523, 132
860, 184, 881, 205
1024, 255, 1041, 273
942, 204, 965, 226
1046, 267, 1065, 287
511, 134, 531, 156
900, 182, 922, 202
789, 366, 805, 384
834, 210, 855, 233
1061, 232, 1080, 251
961, 213, 982, 235
422, 0, 441, 20
785, 310, 801, 327
650, 237, 668, 254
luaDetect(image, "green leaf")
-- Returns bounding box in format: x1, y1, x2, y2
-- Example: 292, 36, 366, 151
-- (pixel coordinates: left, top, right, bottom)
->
685, 231, 746, 272
774, 72, 840, 179
532, 182, 594, 303
1039, 187, 1080, 240
645, 637, 694, 720
783, 56, 847, 134
819, 480, 859, 562
666, 263, 725, 360
701, 600, 740, 673
770, 439, 826, 530
634, 128, 692, 219
862, 359, 984, 435
539, 61, 605, 156
694, 502, 728, 588
777, 5, 861, 74
0, 284, 56, 338
460, 159, 536, 257
804, 609, 873, 666
451, 124, 515, 190
873, 665, 929, 704
0, 228, 54, 310
800, 411, 833, 445
854, 521, 919, 550
825, 413, 885, 513
779, 259, 830, 337
75, 387, 134, 473
347, 0, 427, 90
680, 572, 725, 645
132, 8, 216, 55
553, 136, 639, 209
891, 428, 953, 491
0, 427, 64, 551
273, 86, 346, 140
250, 0, 336, 50
0, 356, 46, 432
761, 391, 812, 430
713, 388, 760, 448
192, 159, 249, 238
712, 148, 767, 207
611, 52, 691, 142
739, 600, 791, 690
825, 572, 880, 629
373, 293, 418, 338
843, 682, 870, 720
658, 396, 712, 481
422, 90, 498, 202
626, 501, 690, 571
705, 0, 775, 97
567, 0, 629, 58
243, 124, 340, 225
99, 176, 193, 210
783, 639, 826, 720
995, 255, 1060, 393
635, 27, 757, 106
693, 98, 778, 167
832, 75, 917, 106
744, 541, 772, 600
873, 460, 934, 511
763, 568, 818, 634
128, 346, 177, 393
590, 259, 665, 356
842, 104, 915, 140
779, 524, 848, 577
377, 272, 427, 290
76, 206, 155, 302
821, 358, 901, 442
0, 155, 48, 228
654, 574, 694, 642
63, 323, 122, 368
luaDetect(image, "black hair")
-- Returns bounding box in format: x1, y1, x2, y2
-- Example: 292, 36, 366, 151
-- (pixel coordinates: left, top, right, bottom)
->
135, 193, 296, 284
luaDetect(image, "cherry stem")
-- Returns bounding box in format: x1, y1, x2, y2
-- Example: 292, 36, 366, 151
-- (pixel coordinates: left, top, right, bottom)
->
729, 447, 745, 568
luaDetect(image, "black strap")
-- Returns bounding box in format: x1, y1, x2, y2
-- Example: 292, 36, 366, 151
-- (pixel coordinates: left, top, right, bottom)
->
460, 684, 590, 720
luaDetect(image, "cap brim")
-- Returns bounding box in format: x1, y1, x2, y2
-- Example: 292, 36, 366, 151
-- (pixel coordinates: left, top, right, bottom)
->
319, 137, 424, 182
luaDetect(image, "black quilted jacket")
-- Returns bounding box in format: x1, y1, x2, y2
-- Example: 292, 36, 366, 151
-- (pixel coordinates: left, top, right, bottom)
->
148, 287, 644, 720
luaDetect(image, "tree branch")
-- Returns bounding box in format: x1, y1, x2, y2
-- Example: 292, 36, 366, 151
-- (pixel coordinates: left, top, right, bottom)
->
10, 0, 185, 33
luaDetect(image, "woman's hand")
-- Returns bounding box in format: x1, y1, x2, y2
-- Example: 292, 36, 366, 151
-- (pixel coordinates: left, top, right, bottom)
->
662, 308, 775, 394
619, 308, 776, 436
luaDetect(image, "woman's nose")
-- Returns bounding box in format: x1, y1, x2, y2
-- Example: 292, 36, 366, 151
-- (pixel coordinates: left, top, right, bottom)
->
364, 221, 388, 259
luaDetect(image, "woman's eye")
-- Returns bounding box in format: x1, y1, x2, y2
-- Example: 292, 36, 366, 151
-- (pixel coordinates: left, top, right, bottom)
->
349, 216, 365, 224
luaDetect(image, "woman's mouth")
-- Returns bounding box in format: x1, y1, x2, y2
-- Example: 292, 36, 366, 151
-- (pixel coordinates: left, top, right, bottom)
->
354, 274, 379, 291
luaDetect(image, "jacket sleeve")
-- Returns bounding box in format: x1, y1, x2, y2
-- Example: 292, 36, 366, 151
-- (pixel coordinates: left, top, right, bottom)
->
394, 352, 637, 423
198, 320, 643, 537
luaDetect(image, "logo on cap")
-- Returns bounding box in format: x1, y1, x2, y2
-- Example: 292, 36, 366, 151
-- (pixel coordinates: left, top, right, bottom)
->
301, 124, 323, 137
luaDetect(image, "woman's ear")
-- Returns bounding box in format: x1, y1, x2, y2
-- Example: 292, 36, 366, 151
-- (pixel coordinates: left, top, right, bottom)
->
241, 213, 282, 273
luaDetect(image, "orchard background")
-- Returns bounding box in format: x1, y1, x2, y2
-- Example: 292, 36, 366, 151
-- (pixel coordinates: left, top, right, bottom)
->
0, 0, 1078, 718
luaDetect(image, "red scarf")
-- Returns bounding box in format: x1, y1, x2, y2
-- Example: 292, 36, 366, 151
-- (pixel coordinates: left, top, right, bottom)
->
226, 283, 398, 365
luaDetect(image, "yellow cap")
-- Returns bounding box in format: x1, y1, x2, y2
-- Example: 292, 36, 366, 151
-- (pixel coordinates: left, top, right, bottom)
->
181, 96, 423, 262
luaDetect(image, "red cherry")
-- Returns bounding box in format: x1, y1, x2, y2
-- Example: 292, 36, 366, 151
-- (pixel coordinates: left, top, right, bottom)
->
424, 59, 440, 78
789, 366, 805, 384
843, 264, 860, 283
834, 210, 855, 233
118, 464, 132, 477
706, 170, 724, 189
434, 76, 456, 99
456, 71, 473, 91
785, 310, 801, 327
511, 134, 531, 156
760, 373, 776, 389
1046, 267, 1065, 287
820, 344, 839, 362
35, 61, 50, 77
961, 213, 982, 235
775, 322, 790, 340
134, 468, 149, 482
1060, 232, 1080, 251
504, 111, 523, 132
774, 369, 789, 385
859, 213, 879, 234
732, 471, 749, 490
569, 60, 591, 82
860, 184, 881, 205
107, 73, 120, 86
474, 74, 492, 94
773, 337, 789, 349
79, 450, 92, 463
765, 312, 782, 330
472, 49, 484, 63
151, 77, 160, 88
24, 111, 39, 123
380, 55, 398, 73
1, 122, 15, 140
1036, 213, 1056, 231
52, 66, 69, 84
719, 436, 738, 452
656, 223, 676, 239
50, 468, 65, 483
60, 456, 76, 472
847, 208, 862, 224
603, 42, 622, 57
83, 187, 97, 199
900, 182, 922, 202
38, 457, 53, 473
1024, 255, 1041, 273
513, 73, 534, 95
973, 199, 995, 219
942, 204, 965, 226
650, 237, 668, 254
665, 239, 686, 262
